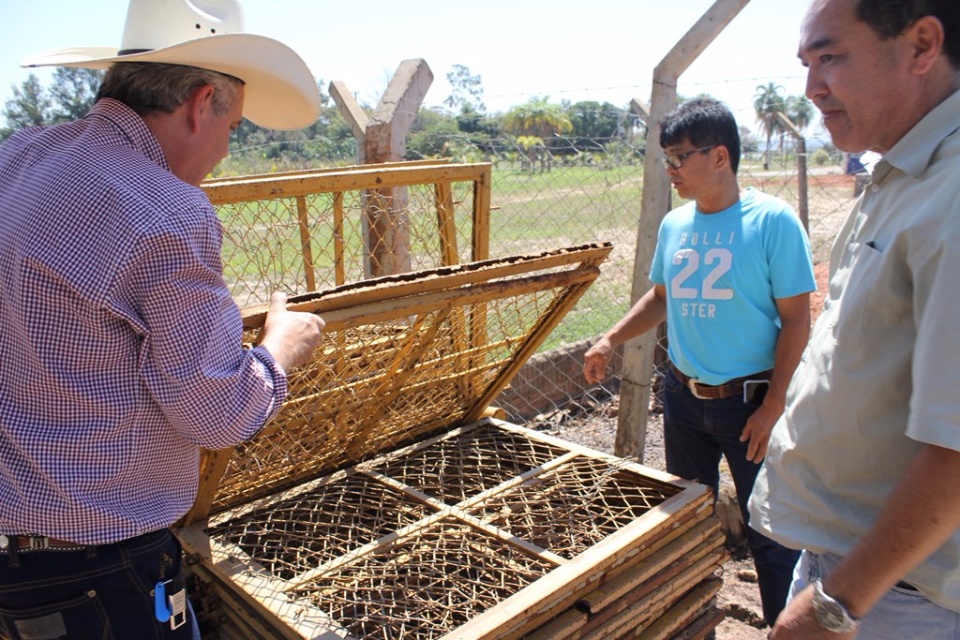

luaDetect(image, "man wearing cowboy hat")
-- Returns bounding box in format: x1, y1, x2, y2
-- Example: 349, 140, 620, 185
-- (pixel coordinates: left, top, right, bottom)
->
0, 0, 325, 637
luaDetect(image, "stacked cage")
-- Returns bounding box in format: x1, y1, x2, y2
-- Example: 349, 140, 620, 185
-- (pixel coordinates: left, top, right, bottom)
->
179, 164, 728, 639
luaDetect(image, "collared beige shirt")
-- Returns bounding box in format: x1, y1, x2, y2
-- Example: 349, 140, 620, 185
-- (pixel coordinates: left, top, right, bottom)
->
750, 89, 960, 612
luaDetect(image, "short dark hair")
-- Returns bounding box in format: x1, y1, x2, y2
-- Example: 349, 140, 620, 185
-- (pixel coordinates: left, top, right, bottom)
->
856, 0, 960, 68
96, 62, 244, 118
659, 97, 741, 173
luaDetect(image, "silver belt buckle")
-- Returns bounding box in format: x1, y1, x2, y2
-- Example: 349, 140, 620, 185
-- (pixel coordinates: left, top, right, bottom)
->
27, 536, 49, 550
687, 377, 709, 399
0, 535, 45, 551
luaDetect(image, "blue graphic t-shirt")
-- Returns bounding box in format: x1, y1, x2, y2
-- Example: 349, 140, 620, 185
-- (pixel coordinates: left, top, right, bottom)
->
650, 187, 816, 384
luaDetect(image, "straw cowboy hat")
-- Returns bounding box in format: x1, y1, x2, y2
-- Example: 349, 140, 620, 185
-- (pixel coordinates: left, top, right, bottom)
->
21, 0, 321, 130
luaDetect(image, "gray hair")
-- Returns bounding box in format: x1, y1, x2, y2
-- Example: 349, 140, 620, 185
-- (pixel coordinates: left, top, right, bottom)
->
96, 62, 244, 118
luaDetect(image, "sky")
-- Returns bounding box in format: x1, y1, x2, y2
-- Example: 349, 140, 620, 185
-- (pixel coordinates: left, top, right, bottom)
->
0, 0, 816, 134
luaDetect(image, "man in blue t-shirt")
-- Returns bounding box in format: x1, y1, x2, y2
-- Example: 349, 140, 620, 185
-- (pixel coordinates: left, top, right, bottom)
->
583, 97, 816, 627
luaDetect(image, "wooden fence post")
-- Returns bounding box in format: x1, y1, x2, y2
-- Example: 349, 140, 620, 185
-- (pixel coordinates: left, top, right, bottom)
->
329, 59, 434, 277
777, 112, 809, 233
615, 0, 752, 460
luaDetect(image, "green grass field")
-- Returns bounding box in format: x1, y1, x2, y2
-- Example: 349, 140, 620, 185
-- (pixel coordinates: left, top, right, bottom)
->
214, 160, 855, 351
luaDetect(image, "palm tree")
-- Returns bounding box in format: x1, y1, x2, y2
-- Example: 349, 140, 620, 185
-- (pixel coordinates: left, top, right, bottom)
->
503, 96, 573, 172
786, 95, 814, 131
753, 82, 786, 170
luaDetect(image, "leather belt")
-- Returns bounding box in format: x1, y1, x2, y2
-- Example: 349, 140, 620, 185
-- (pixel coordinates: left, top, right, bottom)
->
669, 362, 772, 400
0, 534, 91, 553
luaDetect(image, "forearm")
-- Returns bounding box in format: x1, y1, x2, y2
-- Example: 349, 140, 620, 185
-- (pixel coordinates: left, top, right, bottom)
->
601, 286, 667, 348
740, 296, 810, 461
825, 444, 960, 618
134, 227, 289, 447
584, 286, 667, 384
765, 324, 808, 412
765, 295, 811, 412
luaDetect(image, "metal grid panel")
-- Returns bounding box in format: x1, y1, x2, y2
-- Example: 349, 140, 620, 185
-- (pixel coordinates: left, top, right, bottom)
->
202, 246, 610, 515
291, 518, 556, 640
466, 455, 680, 560
369, 422, 568, 505
206, 472, 432, 582
198, 421, 693, 639
206, 163, 487, 308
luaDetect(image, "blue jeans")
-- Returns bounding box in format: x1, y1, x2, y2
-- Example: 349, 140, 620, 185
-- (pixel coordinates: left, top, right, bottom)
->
0, 529, 200, 639
663, 367, 800, 626
792, 551, 960, 638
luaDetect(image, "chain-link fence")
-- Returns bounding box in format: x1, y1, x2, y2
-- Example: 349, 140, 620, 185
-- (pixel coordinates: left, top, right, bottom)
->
443, 132, 857, 426
211, 129, 860, 441
205, 162, 491, 305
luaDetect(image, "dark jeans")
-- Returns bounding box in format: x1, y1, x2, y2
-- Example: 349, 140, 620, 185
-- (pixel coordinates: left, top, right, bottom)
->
663, 367, 800, 627
0, 529, 197, 639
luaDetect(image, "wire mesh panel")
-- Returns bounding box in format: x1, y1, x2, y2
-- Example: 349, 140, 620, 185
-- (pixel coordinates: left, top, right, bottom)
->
183, 420, 712, 640
370, 422, 569, 505
203, 162, 491, 307
176, 243, 724, 639
291, 518, 557, 640
187, 244, 612, 519
465, 453, 679, 560
205, 471, 433, 582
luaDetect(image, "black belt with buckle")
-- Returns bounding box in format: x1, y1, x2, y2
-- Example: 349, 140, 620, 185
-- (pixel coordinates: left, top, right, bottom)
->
669, 362, 772, 400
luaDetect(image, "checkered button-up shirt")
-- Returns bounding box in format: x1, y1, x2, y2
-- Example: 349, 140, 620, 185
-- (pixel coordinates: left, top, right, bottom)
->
0, 99, 287, 544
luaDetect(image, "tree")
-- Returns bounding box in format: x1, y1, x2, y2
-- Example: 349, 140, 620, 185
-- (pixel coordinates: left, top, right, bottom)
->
739, 125, 760, 155
223, 80, 357, 173
406, 107, 459, 159
565, 101, 623, 152
1, 75, 52, 140
49, 68, 104, 121
1, 68, 104, 141
456, 103, 499, 136
503, 96, 572, 139
753, 82, 786, 170
502, 96, 573, 172
786, 95, 814, 131
444, 64, 485, 114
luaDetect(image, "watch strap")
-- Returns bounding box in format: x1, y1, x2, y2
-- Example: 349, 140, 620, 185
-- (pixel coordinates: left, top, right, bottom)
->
812, 578, 861, 633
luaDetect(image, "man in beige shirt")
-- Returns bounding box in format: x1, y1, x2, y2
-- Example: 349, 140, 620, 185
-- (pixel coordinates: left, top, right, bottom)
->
749, 1, 960, 637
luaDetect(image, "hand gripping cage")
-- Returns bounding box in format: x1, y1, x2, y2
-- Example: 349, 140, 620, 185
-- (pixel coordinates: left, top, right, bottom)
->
174, 244, 728, 639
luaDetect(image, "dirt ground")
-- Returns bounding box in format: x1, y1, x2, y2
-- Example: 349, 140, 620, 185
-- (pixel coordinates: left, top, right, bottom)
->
536, 262, 832, 639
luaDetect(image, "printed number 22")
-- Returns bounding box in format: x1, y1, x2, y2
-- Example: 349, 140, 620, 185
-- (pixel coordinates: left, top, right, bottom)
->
670, 248, 733, 300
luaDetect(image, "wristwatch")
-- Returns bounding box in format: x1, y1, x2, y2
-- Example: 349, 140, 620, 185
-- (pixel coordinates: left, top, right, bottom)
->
812, 579, 861, 633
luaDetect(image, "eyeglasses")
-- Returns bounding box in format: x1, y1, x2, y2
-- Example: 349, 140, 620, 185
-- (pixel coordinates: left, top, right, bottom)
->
662, 145, 717, 169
